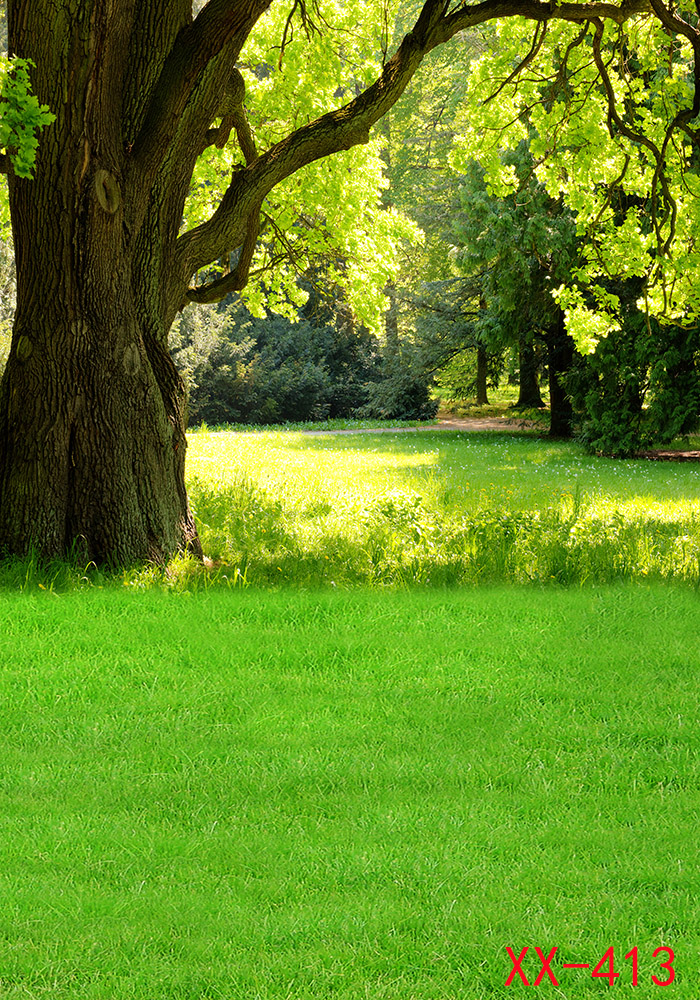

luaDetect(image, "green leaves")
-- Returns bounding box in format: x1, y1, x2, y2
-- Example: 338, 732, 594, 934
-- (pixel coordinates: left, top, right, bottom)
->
183, 0, 417, 331
449, 15, 700, 332
0, 58, 55, 179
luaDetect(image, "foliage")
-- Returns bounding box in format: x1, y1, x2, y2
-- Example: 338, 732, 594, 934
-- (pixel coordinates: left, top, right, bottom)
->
451, 13, 700, 339
0, 57, 54, 178
183, 1, 421, 332
378, 35, 582, 420
376, 20, 485, 390
403, 274, 505, 405
171, 272, 440, 427
357, 354, 438, 421
380, 15, 483, 286
450, 150, 578, 337
434, 345, 504, 402
388, 43, 699, 444
170, 298, 383, 425
646, 324, 700, 443
568, 281, 700, 455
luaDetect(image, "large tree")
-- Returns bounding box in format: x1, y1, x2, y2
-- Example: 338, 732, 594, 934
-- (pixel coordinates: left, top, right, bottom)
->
0, 0, 678, 562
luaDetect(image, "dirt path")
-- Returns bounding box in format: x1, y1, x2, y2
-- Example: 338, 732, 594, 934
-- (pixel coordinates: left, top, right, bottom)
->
300, 417, 700, 460
636, 449, 700, 461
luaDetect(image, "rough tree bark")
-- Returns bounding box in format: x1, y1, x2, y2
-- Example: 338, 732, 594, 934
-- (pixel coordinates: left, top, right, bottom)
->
0, 0, 651, 563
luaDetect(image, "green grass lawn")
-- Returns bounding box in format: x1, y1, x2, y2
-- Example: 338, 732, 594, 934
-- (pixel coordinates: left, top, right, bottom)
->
1, 584, 699, 998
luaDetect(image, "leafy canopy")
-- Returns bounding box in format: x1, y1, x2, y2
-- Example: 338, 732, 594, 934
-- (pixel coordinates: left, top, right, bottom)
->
185, 0, 421, 331
451, 9, 700, 347
4, 1, 700, 347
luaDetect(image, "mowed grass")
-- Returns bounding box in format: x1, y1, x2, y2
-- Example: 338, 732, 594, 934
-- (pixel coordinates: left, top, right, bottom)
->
1, 584, 700, 998
184, 427, 700, 589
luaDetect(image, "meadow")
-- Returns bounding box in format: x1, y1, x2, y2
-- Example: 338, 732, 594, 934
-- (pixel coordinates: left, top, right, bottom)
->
2, 424, 700, 999
181, 425, 700, 590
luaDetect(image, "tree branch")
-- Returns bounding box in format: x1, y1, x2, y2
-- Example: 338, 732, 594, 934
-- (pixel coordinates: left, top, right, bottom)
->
174, 18, 431, 280
127, 1, 270, 198
482, 21, 548, 105
183, 197, 263, 305
172, 0, 655, 290
438, 0, 651, 42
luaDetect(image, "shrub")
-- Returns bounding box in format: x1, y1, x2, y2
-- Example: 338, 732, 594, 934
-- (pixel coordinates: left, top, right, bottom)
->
568, 283, 700, 455
170, 301, 384, 426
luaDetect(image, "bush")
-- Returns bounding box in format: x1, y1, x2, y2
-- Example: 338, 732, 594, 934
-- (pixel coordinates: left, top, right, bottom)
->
170, 306, 359, 425
170, 296, 438, 426
359, 363, 438, 421
568, 285, 700, 455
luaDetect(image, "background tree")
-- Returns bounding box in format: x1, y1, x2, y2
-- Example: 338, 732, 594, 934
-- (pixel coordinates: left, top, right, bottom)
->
411, 278, 502, 407
452, 7, 700, 340
375, 9, 482, 406
450, 150, 579, 434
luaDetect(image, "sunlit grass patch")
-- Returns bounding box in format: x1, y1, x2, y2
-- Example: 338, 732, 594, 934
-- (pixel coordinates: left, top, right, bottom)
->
2, 427, 698, 593
183, 428, 700, 589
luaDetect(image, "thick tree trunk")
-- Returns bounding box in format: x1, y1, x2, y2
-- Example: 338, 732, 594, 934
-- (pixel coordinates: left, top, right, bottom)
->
547, 307, 575, 438
0, 220, 200, 563
4, 0, 551, 563
476, 344, 489, 405
0, 0, 201, 563
516, 337, 544, 408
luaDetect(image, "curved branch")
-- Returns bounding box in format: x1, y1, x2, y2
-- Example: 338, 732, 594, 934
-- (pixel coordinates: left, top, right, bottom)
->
184, 197, 263, 306
172, 0, 655, 289
437, 0, 651, 43
174, 22, 430, 280
483, 21, 548, 105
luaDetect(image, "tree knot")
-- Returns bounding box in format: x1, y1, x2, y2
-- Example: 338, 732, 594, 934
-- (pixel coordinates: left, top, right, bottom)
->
95, 169, 121, 215
15, 335, 33, 362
